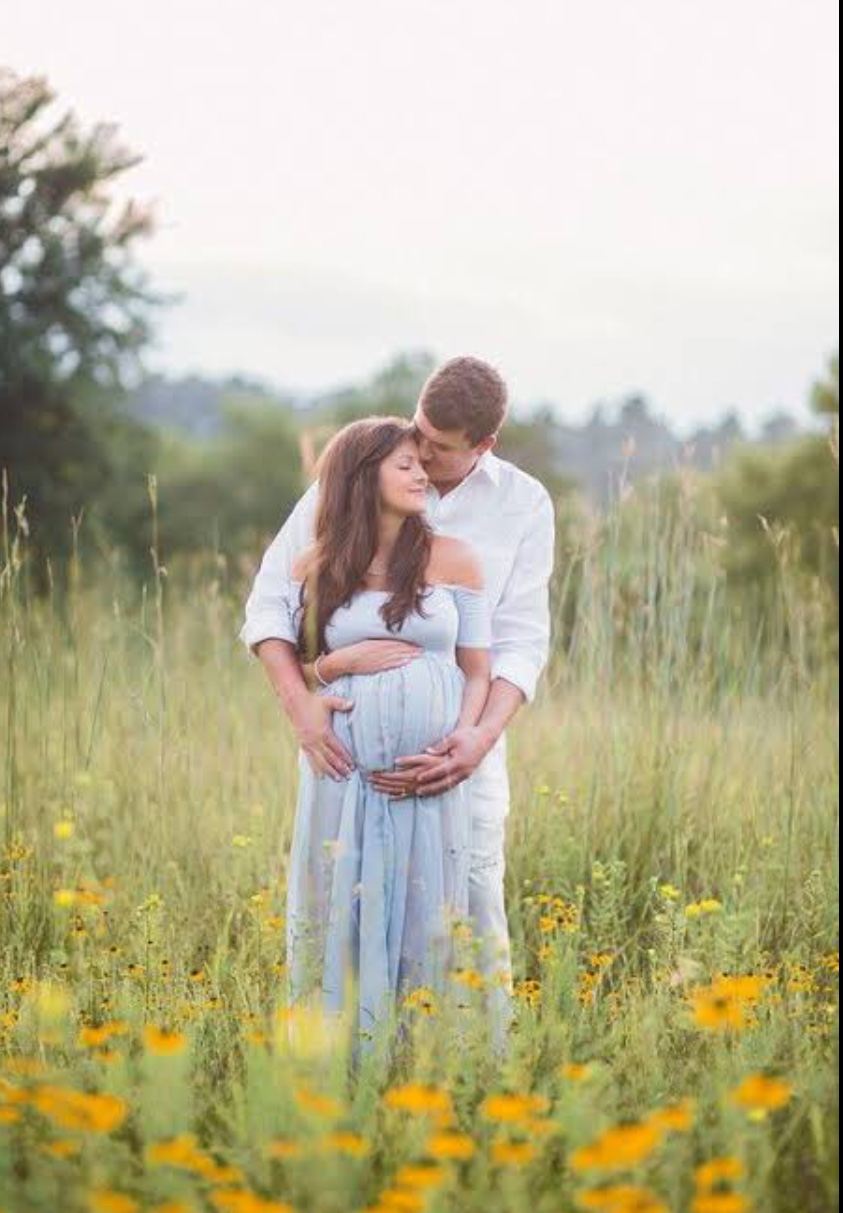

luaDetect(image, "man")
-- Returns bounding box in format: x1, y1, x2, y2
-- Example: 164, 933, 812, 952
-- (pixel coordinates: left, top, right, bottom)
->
239, 355, 556, 1043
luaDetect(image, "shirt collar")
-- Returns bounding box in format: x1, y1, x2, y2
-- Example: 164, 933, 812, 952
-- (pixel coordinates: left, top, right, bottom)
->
425, 450, 502, 504
475, 450, 502, 486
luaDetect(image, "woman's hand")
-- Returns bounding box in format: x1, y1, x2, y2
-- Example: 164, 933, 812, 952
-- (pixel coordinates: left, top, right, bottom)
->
331, 640, 423, 677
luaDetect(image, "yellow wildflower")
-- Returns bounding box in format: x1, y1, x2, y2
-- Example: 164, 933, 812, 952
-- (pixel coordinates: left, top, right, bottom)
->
728, 1074, 793, 1115
377, 1190, 425, 1212
577, 1184, 668, 1212
41, 1138, 83, 1158
685, 900, 723, 919
32, 1086, 128, 1133
403, 987, 438, 1015
210, 1192, 294, 1213
646, 1097, 695, 1133
694, 1158, 745, 1190
451, 968, 486, 990
293, 1086, 343, 1119
78, 1022, 129, 1049
146, 1134, 206, 1170
570, 1122, 663, 1171
426, 1130, 476, 1160
265, 1138, 303, 1160
491, 1140, 537, 1166
143, 1026, 187, 1056
481, 1092, 551, 1123
691, 1196, 751, 1213
384, 1084, 452, 1117
560, 1062, 593, 1082
322, 1130, 370, 1157
88, 1190, 139, 1213
514, 979, 541, 1007
689, 986, 747, 1032
394, 1163, 447, 1188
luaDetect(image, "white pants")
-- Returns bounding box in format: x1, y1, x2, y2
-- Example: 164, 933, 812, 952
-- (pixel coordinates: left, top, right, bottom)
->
466, 737, 514, 1052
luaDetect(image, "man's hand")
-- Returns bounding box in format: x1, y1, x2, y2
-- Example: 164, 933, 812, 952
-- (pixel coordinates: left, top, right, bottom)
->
369, 725, 495, 800
289, 692, 355, 780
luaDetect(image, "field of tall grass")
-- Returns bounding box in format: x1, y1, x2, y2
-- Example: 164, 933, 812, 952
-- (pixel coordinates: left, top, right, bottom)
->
0, 472, 838, 1213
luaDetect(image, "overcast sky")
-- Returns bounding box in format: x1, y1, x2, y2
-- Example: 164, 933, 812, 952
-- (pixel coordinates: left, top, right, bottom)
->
4, 0, 839, 434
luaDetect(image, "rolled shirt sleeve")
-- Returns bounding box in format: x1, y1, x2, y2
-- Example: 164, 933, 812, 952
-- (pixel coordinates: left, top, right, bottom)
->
238, 482, 319, 657
490, 488, 556, 703
453, 585, 493, 649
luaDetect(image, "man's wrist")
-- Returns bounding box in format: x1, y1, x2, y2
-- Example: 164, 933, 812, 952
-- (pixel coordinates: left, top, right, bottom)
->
281, 683, 313, 718
474, 721, 501, 753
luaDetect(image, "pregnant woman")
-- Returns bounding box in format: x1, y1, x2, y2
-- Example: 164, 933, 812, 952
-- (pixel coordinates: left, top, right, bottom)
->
242, 418, 491, 1053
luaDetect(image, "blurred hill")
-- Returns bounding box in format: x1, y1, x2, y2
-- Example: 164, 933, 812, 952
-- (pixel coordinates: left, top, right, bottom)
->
126, 360, 807, 508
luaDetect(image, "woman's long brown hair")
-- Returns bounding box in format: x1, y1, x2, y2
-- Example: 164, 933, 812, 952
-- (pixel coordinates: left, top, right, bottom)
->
296, 417, 434, 661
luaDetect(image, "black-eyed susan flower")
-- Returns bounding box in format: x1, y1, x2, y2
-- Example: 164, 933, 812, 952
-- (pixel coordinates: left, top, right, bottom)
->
694, 1158, 745, 1191
491, 1139, 538, 1166
88, 1189, 140, 1213
40, 1138, 83, 1158
31, 1086, 128, 1133
403, 987, 438, 1015
293, 1085, 344, 1120
646, 1097, 695, 1133
394, 1163, 447, 1188
383, 1084, 452, 1118
321, 1130, 370, 1157
142, 1025, 187, 1056
209, 1189, 294, 1213
514, 979, 541, 1008
560, 1062, 593, 1083
728, 1073, 793, 1115
480, 1092, 551, 1124
576, 1183, 669, 1212
265, 1138, 303, 1160
689, 984, 747, 1032
426, 1131, 476, 1160
691, 1195, 751, 1213
570, 1122, 663, 1171
375, 1188, 425, 1212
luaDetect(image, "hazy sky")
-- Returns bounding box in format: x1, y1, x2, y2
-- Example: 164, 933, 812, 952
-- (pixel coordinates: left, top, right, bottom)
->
4, 0, 840, 433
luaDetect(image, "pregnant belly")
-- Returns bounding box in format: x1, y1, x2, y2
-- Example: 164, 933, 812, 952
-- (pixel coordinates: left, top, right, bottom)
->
319, 652, 465, 772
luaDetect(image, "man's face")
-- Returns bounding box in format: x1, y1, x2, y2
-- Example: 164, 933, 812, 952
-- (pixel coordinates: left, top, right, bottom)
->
412, 407, 497, 486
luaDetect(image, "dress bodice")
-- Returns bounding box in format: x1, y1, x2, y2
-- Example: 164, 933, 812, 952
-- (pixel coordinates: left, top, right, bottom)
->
284, 579, 491, 657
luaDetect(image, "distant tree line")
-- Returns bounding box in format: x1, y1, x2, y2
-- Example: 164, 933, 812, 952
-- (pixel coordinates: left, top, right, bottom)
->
1, 70, 838, 653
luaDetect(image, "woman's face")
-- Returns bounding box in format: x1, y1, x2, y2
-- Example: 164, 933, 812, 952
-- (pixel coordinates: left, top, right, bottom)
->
379, 438, 430, 517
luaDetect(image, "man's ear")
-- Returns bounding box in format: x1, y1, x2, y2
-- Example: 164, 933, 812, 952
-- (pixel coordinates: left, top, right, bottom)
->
476, 433, 499, 455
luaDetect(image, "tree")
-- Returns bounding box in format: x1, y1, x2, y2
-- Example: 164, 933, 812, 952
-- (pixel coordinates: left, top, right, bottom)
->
0, 69, 159, 582
713, 352, 839, 648
152, 395, 306, 572
811, 352, 839, 416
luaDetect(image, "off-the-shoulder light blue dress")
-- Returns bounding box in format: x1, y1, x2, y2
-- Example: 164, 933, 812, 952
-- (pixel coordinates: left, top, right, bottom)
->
269, 577, 491, 1049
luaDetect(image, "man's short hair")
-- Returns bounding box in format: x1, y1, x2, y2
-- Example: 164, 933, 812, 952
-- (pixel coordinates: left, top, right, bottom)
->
419, 356, 509, 445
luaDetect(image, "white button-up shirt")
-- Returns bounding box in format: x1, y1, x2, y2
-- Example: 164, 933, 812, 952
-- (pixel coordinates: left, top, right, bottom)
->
239, 450, 556, 819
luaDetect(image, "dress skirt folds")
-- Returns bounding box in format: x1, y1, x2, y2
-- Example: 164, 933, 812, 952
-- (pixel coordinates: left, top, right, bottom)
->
237, 574, 491, 1050
285, 652, 471, 1045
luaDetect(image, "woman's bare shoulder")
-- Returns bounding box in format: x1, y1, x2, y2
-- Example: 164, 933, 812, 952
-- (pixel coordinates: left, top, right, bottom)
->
428, 535, 484, 590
